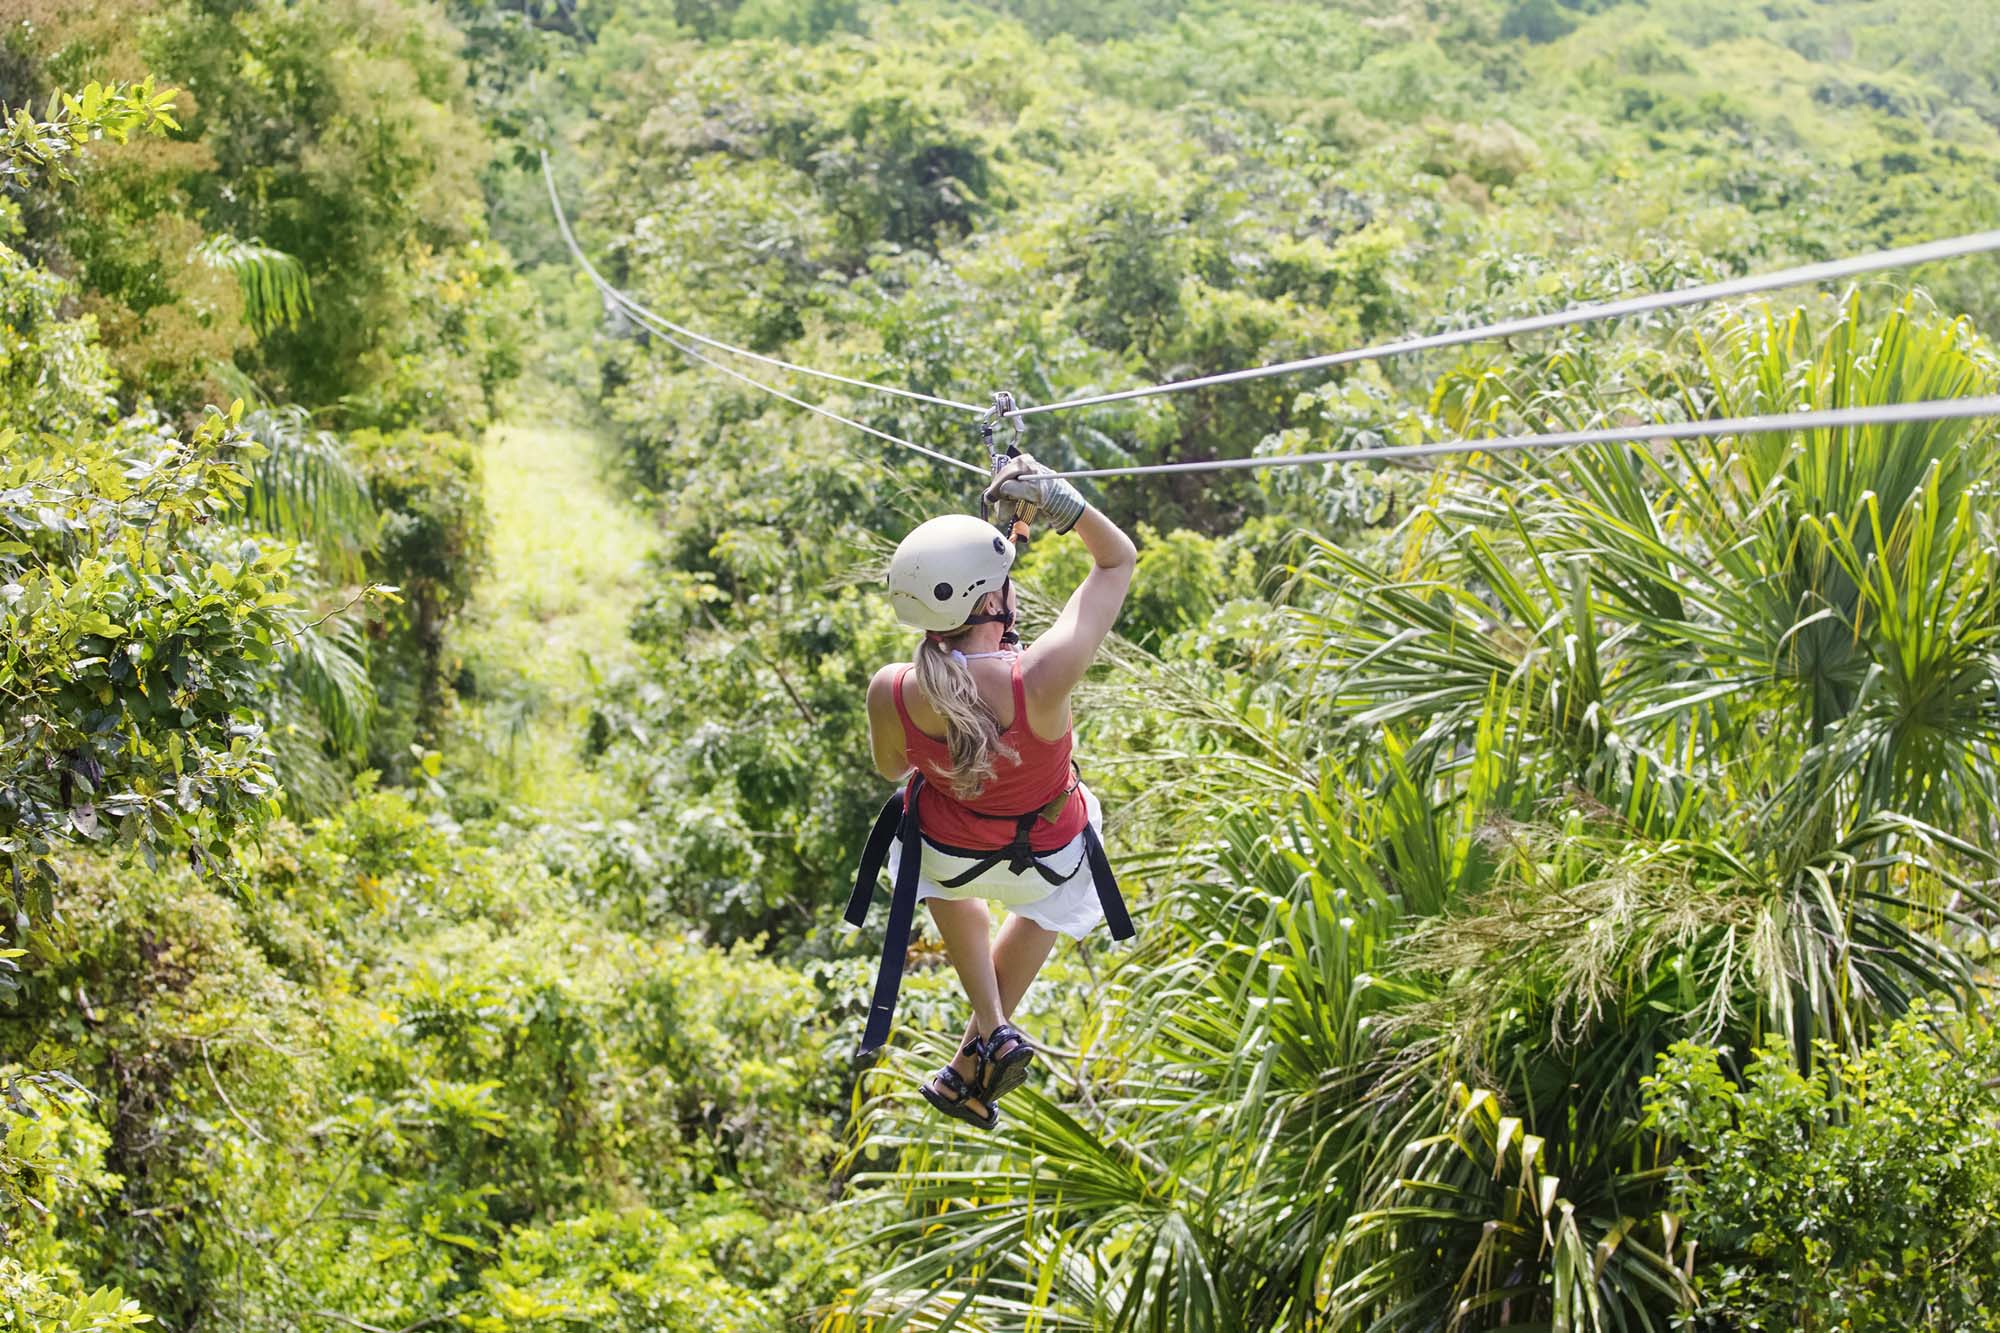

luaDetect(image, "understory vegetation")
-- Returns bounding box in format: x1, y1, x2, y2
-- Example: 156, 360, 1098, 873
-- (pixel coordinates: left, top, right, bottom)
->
3, 1, 1998, 1330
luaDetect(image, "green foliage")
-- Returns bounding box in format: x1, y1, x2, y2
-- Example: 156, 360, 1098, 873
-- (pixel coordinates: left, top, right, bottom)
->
0, 1270, 151, 1333
0, 397, 293, 929
18, 2, 526, 425
464, 1209, 773, 1330
0, 242, 116, 435
344, 426, 489, 767
1, 779, 849, 1328
348, 428, 487, 642
0, 68, 508, 1328
195, 234, 312, 335
1648, 1022, 2000, 1331
1501, 0, 1579, 45
0, 79, 180, 189
1, 1046, 148, 1331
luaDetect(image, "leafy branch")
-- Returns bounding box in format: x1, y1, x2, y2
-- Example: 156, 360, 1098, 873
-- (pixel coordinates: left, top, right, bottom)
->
0, 79, 183, 189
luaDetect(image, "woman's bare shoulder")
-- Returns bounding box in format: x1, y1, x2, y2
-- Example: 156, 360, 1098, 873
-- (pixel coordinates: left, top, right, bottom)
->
1018, 643, 1066, 699
868, 662, 905, 707
1016, 644, 1074, 738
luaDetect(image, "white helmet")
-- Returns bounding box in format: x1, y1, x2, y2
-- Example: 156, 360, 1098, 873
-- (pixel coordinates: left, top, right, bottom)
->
887, 514, 1015, 632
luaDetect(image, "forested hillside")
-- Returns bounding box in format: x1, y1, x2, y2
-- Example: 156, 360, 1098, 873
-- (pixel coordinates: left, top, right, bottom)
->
3, 1, 1998, 1330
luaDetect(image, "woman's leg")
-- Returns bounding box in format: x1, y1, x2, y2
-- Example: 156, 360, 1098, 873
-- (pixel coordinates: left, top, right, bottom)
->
926, 897, 1004, 1111
994, 912, 1060, 1016
958, 912, 1059, 1062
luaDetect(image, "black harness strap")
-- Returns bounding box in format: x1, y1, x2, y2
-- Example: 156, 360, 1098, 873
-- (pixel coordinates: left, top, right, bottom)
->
1083, 822, 1133, 940
846, 773, 1135, 1059
854, 777, 926, 1058
845, 789, 906, 929
935, 810, 1070, 889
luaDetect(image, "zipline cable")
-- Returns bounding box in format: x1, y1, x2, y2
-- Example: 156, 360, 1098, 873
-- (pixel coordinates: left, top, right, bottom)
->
620, 298, 988, 476
1009, 230, 2000, 420
1038, 395, 2000, 480
542, 150, 987, 477
543, 146, 2000, 486
540, 150, 987, 416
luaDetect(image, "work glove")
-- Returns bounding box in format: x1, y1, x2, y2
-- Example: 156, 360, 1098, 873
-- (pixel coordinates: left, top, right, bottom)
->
984, 452, 1087, 534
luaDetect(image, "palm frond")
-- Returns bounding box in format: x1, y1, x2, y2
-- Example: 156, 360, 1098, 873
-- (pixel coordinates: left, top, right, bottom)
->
279, 608, 375, 757
240, 406, 376, 571
197, 232, 314, 333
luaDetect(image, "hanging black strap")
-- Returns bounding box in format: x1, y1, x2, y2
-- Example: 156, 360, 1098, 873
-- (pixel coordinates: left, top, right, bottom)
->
855, 778, 926, 1059
1083, 822, 1133, 940
844, 789, 907, 929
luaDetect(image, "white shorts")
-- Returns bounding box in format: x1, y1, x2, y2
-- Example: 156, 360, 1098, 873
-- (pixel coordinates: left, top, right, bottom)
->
887, 786, 1108, 939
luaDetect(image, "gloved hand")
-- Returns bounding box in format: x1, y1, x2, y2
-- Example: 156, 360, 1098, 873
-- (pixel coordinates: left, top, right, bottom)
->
983, 452, 1087, 534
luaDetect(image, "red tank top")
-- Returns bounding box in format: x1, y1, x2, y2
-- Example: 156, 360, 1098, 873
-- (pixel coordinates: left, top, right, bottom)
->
894, 657, 1087, 852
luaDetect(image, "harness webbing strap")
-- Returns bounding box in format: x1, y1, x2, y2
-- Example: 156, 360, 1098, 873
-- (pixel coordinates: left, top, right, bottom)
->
856, 780, 925, 1058
1083, 823, 1133, 940
845, 790, 906, 929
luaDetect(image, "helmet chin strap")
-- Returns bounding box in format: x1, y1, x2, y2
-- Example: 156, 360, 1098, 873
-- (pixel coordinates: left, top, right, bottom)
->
959, 577, 1019, 644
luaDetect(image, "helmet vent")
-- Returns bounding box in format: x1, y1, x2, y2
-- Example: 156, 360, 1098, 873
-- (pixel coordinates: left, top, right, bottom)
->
991, 536, 1005, 554
933, 581, 953, 601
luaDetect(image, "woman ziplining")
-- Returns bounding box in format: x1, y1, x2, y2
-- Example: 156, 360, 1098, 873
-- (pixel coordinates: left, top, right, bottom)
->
843, 453, 1137, 1128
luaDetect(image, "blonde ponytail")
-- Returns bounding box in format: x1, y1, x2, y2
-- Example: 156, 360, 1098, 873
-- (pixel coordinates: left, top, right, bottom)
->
912, 634, 1017, 799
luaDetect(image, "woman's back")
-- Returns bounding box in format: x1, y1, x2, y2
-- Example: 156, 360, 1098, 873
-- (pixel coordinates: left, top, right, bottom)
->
894, 653, 1085, 851
867, 461, 1137, 804
895, 649, 1070, 745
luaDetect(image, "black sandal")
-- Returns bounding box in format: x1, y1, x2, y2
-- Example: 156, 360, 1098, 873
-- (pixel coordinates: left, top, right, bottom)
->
978, 1023, 1037, 1102
919, 1048, 998, 1130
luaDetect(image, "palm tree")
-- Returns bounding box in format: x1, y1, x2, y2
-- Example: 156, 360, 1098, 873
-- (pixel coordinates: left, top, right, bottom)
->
829, 292, 2000, 1331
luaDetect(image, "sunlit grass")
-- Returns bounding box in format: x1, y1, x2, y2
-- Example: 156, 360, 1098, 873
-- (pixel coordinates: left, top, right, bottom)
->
446, 411, 657, 818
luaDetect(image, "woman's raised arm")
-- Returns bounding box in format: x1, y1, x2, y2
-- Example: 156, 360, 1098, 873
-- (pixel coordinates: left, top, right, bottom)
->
1020, 505, 1135, 703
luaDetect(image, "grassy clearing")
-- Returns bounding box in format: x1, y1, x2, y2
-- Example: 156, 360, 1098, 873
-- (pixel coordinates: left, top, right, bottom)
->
446, 415, 657, 817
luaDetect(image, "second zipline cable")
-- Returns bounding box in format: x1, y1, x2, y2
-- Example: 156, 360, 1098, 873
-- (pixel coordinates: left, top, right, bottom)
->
1009, 230, 2000, 420
1038, 395, 2000, 480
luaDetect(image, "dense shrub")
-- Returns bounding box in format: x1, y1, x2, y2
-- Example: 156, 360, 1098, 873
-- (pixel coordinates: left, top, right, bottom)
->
1649, 1023, 2000, 1332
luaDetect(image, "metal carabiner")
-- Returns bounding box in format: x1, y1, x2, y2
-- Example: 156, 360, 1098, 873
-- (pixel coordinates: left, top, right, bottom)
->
983, 390, 1032, 547
983, 390, 1024, 470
